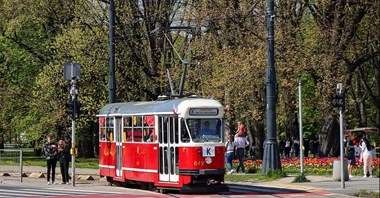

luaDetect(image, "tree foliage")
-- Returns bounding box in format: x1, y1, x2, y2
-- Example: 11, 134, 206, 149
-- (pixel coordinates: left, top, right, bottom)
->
0, 0, 378, 158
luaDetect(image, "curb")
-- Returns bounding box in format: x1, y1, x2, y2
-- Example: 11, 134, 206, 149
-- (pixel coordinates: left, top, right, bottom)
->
1, 172, 99, 181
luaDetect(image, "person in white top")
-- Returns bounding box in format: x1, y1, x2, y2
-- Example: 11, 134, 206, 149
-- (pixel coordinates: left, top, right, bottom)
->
225, 135, 235, 174
234, 126, 249, 174
359, 135, 373, 178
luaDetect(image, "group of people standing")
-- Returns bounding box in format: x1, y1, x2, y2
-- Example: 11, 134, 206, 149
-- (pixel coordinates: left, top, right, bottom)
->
345, 133, 374, 178
44, 134, 71, 185
279, 136, 318, 159
225, 121, 249, 174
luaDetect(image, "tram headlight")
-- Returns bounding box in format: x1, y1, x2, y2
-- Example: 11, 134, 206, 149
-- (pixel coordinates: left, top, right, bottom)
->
205, 157, 212, 164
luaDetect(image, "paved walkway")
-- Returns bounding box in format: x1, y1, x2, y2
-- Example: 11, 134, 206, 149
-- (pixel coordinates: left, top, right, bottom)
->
1, 166, 379, 197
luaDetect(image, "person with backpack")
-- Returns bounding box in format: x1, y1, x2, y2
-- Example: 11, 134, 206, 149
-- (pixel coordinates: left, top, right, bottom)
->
359, 134, 373, 178
44, 134, 57, 185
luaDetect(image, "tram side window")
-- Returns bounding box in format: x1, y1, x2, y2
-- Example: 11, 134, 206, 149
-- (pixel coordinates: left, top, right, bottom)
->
158, 116, 168, 144
180, 119, 190, 143
99, 117, 106, 141
102, 117, 114, 142
123, 117, 133, 142
100, 128, 106, 141
173, 117, 179, 144
143, 115, 155, 142
133, 116, 143, 142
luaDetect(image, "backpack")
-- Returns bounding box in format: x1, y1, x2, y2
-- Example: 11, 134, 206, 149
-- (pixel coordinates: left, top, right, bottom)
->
364, 139, 372, 151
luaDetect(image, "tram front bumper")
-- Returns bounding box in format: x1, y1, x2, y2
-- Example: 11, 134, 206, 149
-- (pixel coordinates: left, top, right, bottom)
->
179, 169, 225, 175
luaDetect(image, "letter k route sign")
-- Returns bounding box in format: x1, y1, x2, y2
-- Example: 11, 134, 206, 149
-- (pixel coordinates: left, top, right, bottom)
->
202, 146, 215, 157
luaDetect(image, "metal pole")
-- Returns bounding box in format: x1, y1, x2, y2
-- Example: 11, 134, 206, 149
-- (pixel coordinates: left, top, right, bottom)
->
20, 149, 23, 183
109, 0, 116, 103
298, 78, 304, 175
262, 0, 281, 173
337, 83, 345, 189
70, 79, 77, 187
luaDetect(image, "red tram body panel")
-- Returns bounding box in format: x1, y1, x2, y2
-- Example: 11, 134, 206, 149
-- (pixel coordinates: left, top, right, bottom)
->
97, 98, 228, 192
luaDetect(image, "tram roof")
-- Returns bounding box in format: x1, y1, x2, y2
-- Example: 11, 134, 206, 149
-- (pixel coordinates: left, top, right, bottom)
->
97, 98, 223, 116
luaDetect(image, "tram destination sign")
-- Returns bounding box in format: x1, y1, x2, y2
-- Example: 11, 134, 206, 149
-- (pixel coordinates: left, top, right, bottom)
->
189, 108, 218, 116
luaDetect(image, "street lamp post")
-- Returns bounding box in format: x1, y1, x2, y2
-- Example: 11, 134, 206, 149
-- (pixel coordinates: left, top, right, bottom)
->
298, 78, 304, 176
262, 0, 281, 173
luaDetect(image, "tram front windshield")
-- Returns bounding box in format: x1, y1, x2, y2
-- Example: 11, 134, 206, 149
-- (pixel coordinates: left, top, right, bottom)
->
182, 118, 222, 142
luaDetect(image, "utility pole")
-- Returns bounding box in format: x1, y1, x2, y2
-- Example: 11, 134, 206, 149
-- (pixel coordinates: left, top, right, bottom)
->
109, 0, 116, 103
298, 77, 304, 176
262, 0, 281, 173
64, 62, 81, 187
333, 83, 345, 189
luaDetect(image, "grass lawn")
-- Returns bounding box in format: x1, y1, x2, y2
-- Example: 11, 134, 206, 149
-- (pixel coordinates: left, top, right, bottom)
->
0, 148, 99, 169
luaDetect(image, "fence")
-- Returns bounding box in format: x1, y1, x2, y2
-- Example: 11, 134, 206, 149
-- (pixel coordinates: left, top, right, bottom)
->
0, 149, 23, 182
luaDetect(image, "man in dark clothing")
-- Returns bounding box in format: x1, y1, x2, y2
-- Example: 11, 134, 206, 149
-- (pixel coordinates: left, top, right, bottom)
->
279, 137, 286, 158
44, 134, 57, 185
303, 137, 310, 158
345, 134, 356, 177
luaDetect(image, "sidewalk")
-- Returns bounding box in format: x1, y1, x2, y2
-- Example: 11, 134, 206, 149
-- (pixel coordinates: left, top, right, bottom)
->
22, 165, 98, 175
256, 175, 379, 196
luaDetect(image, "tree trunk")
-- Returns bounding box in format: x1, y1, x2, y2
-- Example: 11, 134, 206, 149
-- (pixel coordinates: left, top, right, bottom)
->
252, 120, 265, 160
319, 116, 340, 157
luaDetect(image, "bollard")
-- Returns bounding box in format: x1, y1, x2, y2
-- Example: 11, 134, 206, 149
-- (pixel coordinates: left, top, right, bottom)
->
332, 160, 349, 181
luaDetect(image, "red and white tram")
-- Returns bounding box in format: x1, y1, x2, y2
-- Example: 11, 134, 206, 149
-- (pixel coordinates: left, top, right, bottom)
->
97, 98, 228, 193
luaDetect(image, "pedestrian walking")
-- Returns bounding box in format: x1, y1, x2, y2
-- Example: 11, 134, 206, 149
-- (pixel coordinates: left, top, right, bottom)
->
359, 135, 373, 178
44, 134, 57, 185
293, 137, 300, 158
279, 137, 286, 158
285, 137, 292, 159
57, 140, 70, 184
303, 136, 310, 158
344, 133, 356, 178
234, 125, 249, 174
225, 135, 235, 174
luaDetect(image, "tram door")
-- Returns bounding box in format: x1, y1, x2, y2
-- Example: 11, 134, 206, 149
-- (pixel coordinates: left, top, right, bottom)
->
115, 117, 123, 177
158, 116, 179, 182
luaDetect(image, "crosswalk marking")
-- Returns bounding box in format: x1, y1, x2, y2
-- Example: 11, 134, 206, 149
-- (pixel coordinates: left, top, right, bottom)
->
0, 187, 122, 197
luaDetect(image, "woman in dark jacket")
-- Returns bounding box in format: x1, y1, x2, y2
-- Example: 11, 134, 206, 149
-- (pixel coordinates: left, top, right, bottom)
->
57, 140, 70, 184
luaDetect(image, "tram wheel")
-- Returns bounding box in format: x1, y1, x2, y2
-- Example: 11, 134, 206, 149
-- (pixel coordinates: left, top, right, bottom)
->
159, 188, 166, 194
106, 177, 113, 186
141, 182, 148, 190
148, 183, 155, 191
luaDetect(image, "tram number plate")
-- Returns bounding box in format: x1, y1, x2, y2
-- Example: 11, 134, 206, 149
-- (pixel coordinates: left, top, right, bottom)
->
202, 146, 215, 157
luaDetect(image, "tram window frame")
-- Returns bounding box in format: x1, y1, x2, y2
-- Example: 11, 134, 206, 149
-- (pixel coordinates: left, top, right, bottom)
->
184, 118, 223, 143
123, 116, 133, 142
143, 115, 155, 142
180, 119, 191, 143
173, 117, 179, 144
99, 117, 114, 142
99, 117, 106, 141
133, 116, 143, 142
107, 117, 115, 142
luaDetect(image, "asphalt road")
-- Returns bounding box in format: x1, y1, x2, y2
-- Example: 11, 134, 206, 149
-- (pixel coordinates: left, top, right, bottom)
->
1, 174, 378, 197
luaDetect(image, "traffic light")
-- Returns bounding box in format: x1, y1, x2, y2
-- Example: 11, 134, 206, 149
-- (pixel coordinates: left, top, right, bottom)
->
332, 93, 345, 111
75, 100, 85, 119
65, 100, 75, 119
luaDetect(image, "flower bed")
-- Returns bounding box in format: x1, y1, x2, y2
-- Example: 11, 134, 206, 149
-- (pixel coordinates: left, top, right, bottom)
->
232, 157, 380, 176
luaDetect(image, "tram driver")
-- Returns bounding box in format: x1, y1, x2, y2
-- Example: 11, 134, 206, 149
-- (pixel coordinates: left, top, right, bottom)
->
199, 121, 214, 137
